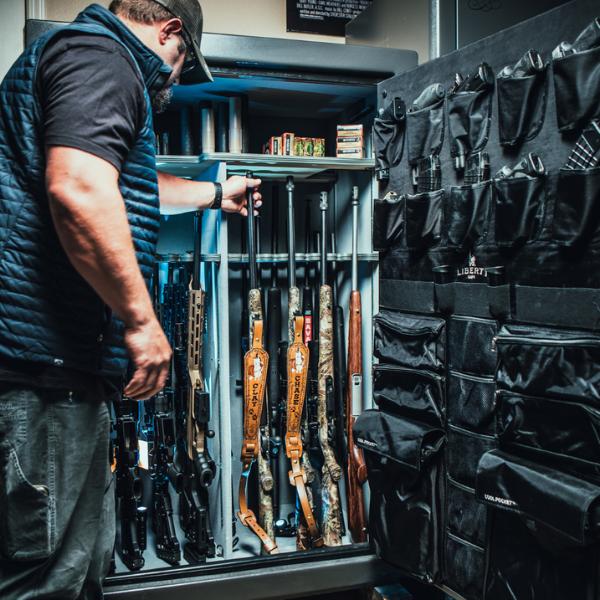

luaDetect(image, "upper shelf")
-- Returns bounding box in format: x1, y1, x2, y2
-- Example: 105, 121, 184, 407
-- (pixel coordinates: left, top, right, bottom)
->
155, 153, 376, 181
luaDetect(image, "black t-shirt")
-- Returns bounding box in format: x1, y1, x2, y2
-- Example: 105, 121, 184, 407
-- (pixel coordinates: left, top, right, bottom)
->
0, 31, 148, 398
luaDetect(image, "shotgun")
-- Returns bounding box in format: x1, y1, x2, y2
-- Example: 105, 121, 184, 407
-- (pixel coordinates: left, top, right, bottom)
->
346, 186, 368, 543
238, 172, 279, 555
317, 191, 344, 547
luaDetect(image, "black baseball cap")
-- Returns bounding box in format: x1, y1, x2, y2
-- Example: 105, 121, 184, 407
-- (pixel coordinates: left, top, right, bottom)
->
151, 0, 213, 84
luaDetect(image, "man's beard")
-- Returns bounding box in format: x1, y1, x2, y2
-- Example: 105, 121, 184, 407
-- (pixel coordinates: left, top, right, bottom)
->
151, 85, 173, 114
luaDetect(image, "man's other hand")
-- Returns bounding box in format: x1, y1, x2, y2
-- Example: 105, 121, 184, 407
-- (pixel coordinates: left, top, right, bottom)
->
123, 317, 172, 401
221, 175, 262, 216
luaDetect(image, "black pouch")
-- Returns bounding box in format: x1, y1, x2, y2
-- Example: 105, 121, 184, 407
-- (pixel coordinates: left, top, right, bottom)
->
373, 310, 446, 372
552, 46, 600, 132
446, 181, 492, 249
495, 324, 600, 405
373, 364, 445, 427
354, 410, 445, 583
444, 531, 486, 600
552, 167, 600, 246
405, 190, 444, 249
447, 424, 496, 489
496, 391, 600, 479
373, 195, 404, 251
374, 97, 406, 180
494, 174, 547, 246
477, 449, 600, 600
497, 67, 548, 146
447, 478, 487, 548
447, 89, 493, 159
448, 370, 496, 435
448, 315, 498, 378
406, 99, 445, 166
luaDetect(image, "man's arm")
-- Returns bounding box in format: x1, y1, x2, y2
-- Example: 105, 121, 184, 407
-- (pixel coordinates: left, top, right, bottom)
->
157, 170, 262, 215
46, 146, 172, 400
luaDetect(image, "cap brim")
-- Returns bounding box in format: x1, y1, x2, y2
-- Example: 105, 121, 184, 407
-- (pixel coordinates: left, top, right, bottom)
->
180, 39, 213, 84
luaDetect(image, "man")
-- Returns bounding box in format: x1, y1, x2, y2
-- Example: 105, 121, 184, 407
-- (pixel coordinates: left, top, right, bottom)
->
0, 0, 259, 598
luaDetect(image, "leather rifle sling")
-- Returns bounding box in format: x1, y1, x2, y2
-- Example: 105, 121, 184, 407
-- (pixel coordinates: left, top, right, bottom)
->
238, 320, 279, 555
285, 316, 324, 547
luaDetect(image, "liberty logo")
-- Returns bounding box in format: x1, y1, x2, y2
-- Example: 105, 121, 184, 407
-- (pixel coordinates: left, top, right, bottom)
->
292, 349, 305, 374
456, 253, 487, 281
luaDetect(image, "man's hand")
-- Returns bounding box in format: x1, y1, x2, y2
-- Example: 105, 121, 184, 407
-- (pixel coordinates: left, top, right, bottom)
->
123, 317, 172, 400
221, 175, 262, 216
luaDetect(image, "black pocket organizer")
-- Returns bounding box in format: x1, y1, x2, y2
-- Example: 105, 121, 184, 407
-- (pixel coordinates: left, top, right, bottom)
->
406, 99, 445, 165
447, 424, 495, 488
373, 364, 445, 427
552, 167, 600, 246
477, 449, 600, 600
373, 195, 404, 251
446, 181, 492, 249
379, 279, 436, 314
447, 479, 487, 549
354, 410, 445, 583
497, 67, 548, 146
405, 190, 444, 249
374, 110, 406, 179
448, 371, 496, 435
552, 45, 600, 132
435, 282, 511, 320
448, 315, 498, 378
494, 174, 547, 246
497, 391, 600, 478
444, 532, 485, 600
373, 310, 446, 371
447, 89, 493, 158
495, 324, 600, 405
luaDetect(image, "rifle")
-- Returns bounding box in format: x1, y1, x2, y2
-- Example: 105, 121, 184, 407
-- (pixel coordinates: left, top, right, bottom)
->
317, 191, 344, 547
346, 186, 369, 543
148, 262, 184, 564
179, 211, 216, 564
284, 176, 323, 551
238, 171, 279, 555
114, 397, 147, 570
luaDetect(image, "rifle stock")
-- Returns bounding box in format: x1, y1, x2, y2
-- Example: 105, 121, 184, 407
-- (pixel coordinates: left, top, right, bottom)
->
346, 186, 368, 544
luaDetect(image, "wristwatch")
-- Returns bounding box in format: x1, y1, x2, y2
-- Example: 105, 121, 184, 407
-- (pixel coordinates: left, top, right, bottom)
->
211, 182, 222, 210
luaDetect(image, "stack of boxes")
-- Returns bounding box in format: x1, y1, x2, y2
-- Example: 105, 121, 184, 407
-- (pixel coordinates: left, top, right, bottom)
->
336, 125, 364, 158
263, 133, 325, 157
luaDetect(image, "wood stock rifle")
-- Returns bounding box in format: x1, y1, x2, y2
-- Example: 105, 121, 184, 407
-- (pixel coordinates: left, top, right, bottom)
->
346, 186, 368, 543
238, 172, 279, 555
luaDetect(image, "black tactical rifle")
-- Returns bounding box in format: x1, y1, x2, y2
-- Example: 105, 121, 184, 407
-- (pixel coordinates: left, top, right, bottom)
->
114, 398, 147, 570
179, 211, 216, 564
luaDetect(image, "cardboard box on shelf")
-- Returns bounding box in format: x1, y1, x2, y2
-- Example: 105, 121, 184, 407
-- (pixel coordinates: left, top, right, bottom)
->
337, 124, 363, 137
336, 147, 364, 158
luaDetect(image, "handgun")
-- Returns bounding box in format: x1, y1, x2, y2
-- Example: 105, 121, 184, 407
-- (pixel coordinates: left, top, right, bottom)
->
410, 83, 445, 112
453, 62, 494, 93
552, 17, 600, 59
498, 50, 544, 79
495, 153, 545, 179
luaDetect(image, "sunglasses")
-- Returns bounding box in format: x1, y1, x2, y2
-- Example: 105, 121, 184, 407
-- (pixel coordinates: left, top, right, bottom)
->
179, 31, 198, 74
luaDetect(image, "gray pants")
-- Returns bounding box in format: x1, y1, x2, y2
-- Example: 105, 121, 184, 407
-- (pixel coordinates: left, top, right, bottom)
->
0, 384, 115, 600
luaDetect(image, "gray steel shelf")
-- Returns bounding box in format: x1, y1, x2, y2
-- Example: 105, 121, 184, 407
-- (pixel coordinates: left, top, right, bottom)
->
156, 252, 379, 263
104, 547, 403, 600
155, 153, 375, 181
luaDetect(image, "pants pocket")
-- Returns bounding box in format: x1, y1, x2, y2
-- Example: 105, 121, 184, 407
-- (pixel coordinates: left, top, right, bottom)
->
494, 174, 547, 246
552, 167, 600, 246
552, 45, 600, 132
446, 182, 492, 249
497, 68, 548, 145
0, 446, 54, 560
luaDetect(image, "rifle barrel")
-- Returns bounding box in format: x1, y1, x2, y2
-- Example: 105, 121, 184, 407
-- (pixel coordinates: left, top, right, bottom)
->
351, 186, 359, 292
286, 177, 296, 288
319, 192, 328, 288
246, 171, 258, 290
271, 186, 279, 287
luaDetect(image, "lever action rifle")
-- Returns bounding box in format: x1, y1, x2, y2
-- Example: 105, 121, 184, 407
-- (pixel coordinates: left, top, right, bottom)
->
285, 176, 323, 551
180, 210, 216, 563
317, 191, 344, 547
346, 186, 368, 543
238, 172, 279, 555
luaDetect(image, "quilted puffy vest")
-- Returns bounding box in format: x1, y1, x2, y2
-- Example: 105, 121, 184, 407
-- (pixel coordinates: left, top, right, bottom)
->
0, 4, 172, 377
